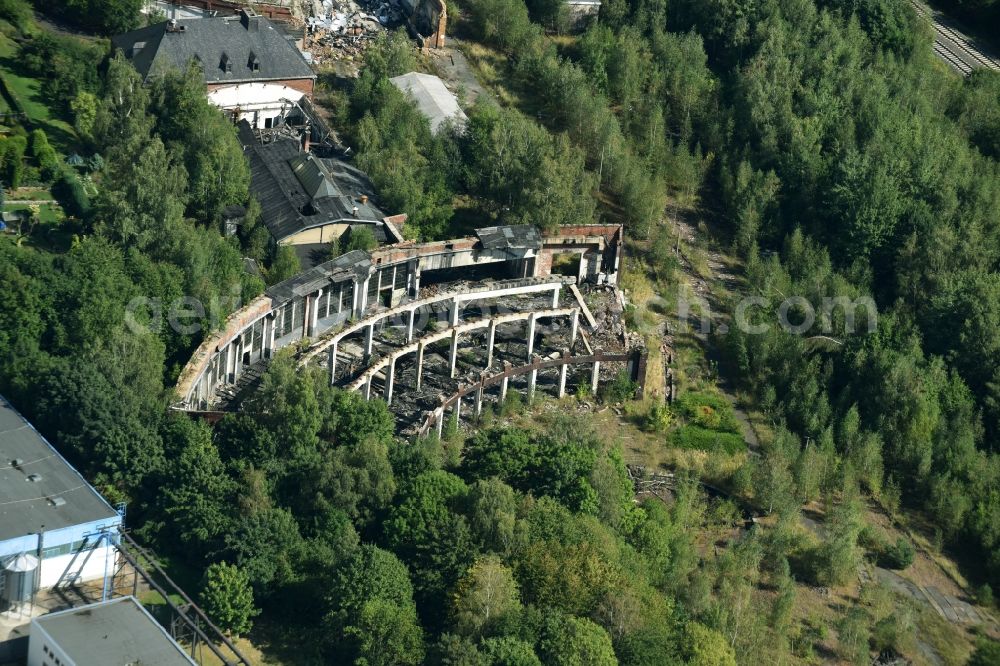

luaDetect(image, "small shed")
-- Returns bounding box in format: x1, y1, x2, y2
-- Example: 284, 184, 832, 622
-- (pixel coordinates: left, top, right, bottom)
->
389, 72, 467, 135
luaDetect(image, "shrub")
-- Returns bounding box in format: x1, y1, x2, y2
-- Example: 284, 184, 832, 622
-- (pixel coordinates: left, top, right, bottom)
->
645, 402, 674, 432
30, 130, 59, 181
858, 524, 886, 552
975, 583, 994, 608
0, 0, 32, 32
53, 168, 90, 218
601, 369, 638, 403
878, 537, 915, 570
500, 389, 523, 417
968, 637, 1000, 666
346, 226, 377, 252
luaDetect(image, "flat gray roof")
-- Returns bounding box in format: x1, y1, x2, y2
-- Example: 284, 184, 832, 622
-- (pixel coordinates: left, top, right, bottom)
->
33, 596, 196, 665
0, 395, 119, 543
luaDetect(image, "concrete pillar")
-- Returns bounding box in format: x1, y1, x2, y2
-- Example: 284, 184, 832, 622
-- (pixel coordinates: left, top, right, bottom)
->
558, 362, 568, 398
384, 357, 396, 405
500, 361, 512, 403
351, 278, 361, 316
302, 296, 310, 337
266, 315, 276, 357
552, 287, 560, 308
412, 267, 421, 298
528, 366, 538, 402
455, 396, 462, 422
407, 308, 416, 342
486, 319, 497, 368
570, 309, 579, 347
357, 276, 369, 316
365, 323, 375, 358
591, 361, 601, 395
309, 289, 323, 336
436, 408, 444, 438
416, 342, 425, 390
526, 313, 537, 360
449, 328, 459, 378
450, 297, 461, 327
338, 284, 344, 313
365, 375, 373, 401
329, 343, 338, 386
475, 382, 484, 417
228, 340, 237, 381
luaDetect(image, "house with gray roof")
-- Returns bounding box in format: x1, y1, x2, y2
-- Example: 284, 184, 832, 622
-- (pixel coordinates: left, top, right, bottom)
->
112, 8, 316, 129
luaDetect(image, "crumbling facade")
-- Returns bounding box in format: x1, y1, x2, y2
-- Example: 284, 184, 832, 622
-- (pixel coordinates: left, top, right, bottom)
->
407, 0, 446, 48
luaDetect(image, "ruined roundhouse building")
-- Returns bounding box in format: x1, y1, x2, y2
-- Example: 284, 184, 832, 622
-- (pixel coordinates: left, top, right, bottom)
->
173, 224, 631, 421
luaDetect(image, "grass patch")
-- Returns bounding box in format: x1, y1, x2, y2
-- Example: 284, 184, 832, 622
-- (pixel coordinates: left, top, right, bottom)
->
914, 604, 975, 666
9, 187, 54, 200
675, 390, 742, 433
670, 424, 746, 455
453, 39, 520, 106
4, 202, 64, 223
0, 29, 78, 155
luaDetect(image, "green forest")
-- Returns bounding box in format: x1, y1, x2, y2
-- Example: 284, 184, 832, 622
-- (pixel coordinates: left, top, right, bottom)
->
2, 0, 1000, 663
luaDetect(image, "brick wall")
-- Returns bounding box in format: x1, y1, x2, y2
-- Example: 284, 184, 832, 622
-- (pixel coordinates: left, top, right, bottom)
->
535, 250, 553, 277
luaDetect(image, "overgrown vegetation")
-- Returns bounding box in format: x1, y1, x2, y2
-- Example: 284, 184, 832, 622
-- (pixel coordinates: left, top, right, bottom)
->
462, 0, 1000, 598
1, 0, 999, 662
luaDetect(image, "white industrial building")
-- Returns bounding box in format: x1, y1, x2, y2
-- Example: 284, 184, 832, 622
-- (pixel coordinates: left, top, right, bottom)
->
0, 395, 122, 604
28, 596, 195, 666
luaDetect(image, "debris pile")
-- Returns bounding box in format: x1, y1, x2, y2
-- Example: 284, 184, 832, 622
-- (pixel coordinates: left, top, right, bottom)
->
305, 0, 405, 62
582, 284, 635, 352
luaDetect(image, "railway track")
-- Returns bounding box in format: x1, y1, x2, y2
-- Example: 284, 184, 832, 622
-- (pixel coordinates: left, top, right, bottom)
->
911, 0, 1000, 75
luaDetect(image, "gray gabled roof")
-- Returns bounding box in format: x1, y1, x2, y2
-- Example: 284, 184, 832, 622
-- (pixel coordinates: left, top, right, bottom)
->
289, 153, 339, 200
112, 13, 316, 85
241, 128, 388, 242
389, 72, 467, 134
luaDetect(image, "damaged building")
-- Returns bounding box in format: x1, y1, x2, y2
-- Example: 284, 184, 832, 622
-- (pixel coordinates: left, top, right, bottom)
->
113, 8, 317, 129
402, 0, 446, 48
172, 223, 640, 433
237, 119, 406, 264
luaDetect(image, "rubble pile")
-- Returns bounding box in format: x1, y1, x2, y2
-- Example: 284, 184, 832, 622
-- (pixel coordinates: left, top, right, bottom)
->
581, 284, 635, 352
305, 0, 406, 61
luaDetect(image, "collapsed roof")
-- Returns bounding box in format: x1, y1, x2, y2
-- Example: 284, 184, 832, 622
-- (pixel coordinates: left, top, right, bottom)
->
475, 225, 542, 250
240, 122, 403, 244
